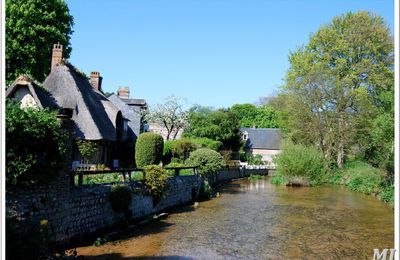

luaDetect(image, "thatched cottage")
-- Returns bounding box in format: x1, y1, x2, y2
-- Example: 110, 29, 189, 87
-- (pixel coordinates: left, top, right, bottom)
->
6, 44, 138, 168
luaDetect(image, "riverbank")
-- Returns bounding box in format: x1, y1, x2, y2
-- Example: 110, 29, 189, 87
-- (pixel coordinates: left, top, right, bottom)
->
75, 177, 394, 259
271, 161, 394, 206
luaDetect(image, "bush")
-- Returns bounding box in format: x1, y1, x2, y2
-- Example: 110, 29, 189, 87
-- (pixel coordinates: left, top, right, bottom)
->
246, 154, 264, 165
143, 165, 168, 203
273, 143, 328, 186
189, 137, 223, 151
164, 138, 197, 163
6, 101, 68, 186
165, 162, 193, 176
186, 148, 225, 176
109, 185, 132, 213
271, 174, 288, 185
330, 161, 383, 194
135, 133, 164, 167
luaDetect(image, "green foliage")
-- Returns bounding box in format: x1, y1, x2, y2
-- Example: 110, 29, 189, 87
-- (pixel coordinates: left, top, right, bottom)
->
76, 140, 97, 164
6, 0, 74, 84
270, 174, 288, 185
379, 185, 394, 206
248, 174, 263, 181
243, 154, 264, 165
187, 137, 223, 151
135, 133, 164, 167
186, 148, 225, 176
80, 173, 122, 185
165, 162, 193, 176
328, 161, 393, 206
143, 165, 168, 202
230, 103, 279, 128
109, 185, 132, 213
273, 143, 328, 186
184, 107, 242, 151
275, 11, 394, 169
202, 180, 213, 199
6, 101, 68, 186
163, 138, 197, 163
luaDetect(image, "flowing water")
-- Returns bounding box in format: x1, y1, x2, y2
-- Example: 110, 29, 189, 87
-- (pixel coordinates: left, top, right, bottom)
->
77, 177, 394, 259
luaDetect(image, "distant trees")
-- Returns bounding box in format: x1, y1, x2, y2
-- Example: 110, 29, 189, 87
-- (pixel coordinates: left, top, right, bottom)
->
6, 0, 74, 84
230, 103, 279, 128
184, 106, 242, 152
274, 11, 394, 171
146, 96, 188, 140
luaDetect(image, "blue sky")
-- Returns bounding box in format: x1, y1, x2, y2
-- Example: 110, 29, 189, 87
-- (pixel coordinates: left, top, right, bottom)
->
66, 0, 394, 109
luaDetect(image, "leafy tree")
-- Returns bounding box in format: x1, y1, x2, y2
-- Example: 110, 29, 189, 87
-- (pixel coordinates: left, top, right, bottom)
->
6, 101, 68, 186
76, 140, 97, 166
275, 11, 393, 169
6, 0, 74, 84
231, 103, 279, 128
184, 107, 242, 151
145, 96, 188, 140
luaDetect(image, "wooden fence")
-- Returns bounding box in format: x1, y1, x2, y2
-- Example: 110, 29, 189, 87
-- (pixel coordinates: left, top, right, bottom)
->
70, 166, 199, 186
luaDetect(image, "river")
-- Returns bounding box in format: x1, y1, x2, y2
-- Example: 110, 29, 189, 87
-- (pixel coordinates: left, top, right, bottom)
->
76, 177, 394, 259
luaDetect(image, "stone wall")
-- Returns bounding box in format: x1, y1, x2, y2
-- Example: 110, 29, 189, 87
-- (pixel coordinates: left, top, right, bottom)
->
6, 168, 268, 245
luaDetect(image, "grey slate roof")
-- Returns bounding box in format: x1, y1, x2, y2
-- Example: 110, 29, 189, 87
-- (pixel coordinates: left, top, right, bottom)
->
108, 94, 146, 140
241, 128, 281, 150
43, 62, 120, 141
6, 75, 59, 109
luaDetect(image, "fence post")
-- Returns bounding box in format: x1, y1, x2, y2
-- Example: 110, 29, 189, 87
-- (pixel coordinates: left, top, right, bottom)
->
174, 168, 180, 177
78, 173, 83, 186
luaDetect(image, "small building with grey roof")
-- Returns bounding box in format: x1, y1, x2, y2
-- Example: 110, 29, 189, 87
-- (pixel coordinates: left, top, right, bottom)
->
241, 128, 282, 165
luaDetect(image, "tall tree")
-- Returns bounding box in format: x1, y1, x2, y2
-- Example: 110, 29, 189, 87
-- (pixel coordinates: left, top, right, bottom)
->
276, 11, 393, 168
146, 96, 188, 140
231, 103, 279, 128
184, 107, 242, 151
6, 0, 74, 84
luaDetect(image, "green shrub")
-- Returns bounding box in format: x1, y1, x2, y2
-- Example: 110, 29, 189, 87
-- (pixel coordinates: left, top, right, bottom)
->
80, 173, 122, 185
273, 143, 328, 186
189, 137, 223, 151
135, 133, 164, 167
271, 174, 288, 185
379, 184, 394, 206
246, 154, 264, 165
248, 174, 263, 180
165, 162, 193, 176
186, 148, 225, 176
109, 185, 132, 213
76, 140, 97, 165
332, 161, 383, 195
143, 165, 168, 203
6, 101, 69, 186
164, 138, 197, 163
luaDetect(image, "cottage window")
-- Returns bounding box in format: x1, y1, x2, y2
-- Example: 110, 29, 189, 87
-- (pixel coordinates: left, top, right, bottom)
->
243, 131, 248, 140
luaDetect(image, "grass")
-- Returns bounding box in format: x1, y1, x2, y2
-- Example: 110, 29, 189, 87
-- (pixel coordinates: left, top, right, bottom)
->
270, 174, 288, 185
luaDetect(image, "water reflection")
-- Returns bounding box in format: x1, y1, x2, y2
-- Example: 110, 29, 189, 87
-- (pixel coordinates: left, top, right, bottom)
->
77, 177, 393, 259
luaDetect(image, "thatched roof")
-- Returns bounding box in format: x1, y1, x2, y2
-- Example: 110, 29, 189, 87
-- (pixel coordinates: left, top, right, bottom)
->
6, 75, 59, 109
43, 63, 121, 141
241, 128, 281, 150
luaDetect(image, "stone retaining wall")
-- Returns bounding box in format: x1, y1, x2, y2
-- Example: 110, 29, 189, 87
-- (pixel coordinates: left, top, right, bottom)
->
6, 168, 269, 244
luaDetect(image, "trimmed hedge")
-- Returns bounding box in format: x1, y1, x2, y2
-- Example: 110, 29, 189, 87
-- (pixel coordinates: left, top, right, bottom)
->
186, 148, 225, 175
135, 133, 164, 167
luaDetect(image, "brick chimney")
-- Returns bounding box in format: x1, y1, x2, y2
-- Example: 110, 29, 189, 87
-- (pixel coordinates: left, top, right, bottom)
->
51, 43, 63, 71
117, 87, 130, 99
90, 71, 103, 91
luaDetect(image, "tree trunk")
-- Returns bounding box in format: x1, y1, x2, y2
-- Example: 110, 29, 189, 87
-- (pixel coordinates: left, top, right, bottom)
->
337, 141, 344, 168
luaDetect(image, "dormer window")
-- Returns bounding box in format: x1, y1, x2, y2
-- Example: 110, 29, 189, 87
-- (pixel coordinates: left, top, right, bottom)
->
243, 131, 248, 141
